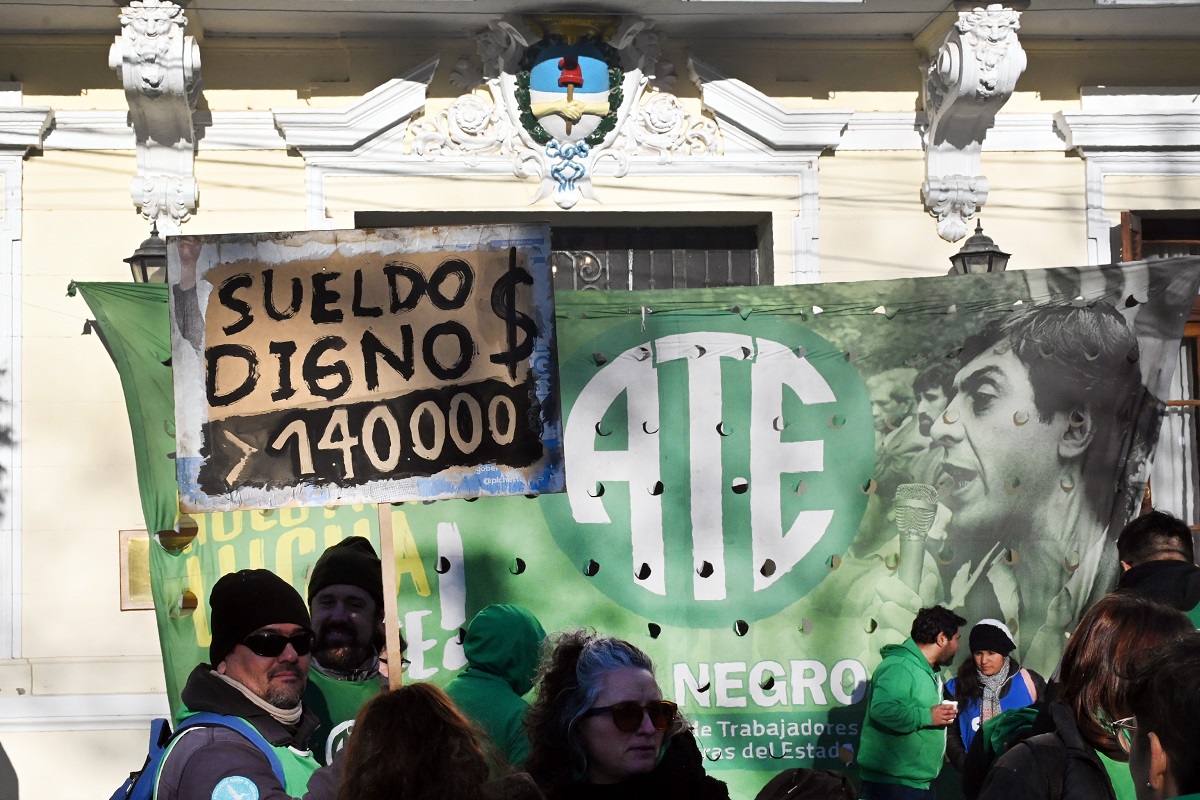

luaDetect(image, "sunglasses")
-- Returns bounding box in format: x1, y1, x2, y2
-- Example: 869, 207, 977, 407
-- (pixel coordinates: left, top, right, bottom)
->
241, 630, 314, 658
584, 700, 679, 733
1111, 716, 1137, 754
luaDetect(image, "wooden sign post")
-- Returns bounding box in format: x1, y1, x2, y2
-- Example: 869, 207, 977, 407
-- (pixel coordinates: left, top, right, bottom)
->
377, 502, 404, 690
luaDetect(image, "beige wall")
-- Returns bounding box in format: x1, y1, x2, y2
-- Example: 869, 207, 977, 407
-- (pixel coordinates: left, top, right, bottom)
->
818, 151, 1088, 282
5, 728, 149, 797
1105, 175, 1200, 215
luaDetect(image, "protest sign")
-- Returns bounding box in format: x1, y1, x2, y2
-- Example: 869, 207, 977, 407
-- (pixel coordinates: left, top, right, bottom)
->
167, 225, 562, 513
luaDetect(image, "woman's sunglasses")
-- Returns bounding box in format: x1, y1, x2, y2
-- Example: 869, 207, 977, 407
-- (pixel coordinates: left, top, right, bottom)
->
584, 700, 679, 733
241, 630, 314, 658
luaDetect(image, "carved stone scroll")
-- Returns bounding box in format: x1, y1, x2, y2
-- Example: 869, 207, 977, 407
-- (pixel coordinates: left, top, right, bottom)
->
922, 4, 1026, 242
108, 0, 202, 230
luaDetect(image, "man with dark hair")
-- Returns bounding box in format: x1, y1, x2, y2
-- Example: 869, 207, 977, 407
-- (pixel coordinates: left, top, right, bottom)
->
304, 537, 387, 765
1125, 631, 1200, 798
155, 569, 325, 800
858, 605, 966, 799
913, 361, 957, 439
1116, 509, 1200, 626
931, 303, 1143, 673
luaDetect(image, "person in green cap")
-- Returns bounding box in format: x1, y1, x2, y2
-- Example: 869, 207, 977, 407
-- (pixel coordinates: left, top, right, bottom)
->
444, 604, 546, 769
303, 536, 387, 765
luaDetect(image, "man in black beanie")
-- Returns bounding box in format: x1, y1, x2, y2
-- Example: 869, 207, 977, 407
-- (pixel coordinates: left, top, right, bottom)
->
154, 569, 327, 800
303, 536, 387, 765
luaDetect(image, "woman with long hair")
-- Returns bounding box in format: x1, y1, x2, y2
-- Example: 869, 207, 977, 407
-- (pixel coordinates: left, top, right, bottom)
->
1124, 631, 1200, 800
945, 619, 1046, 771
524, 629, 728, 800
335, 682, 543, 800
976, 593, 1192, 800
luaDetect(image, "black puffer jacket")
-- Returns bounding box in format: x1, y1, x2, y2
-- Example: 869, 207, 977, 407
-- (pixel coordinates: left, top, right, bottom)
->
975, 702, 1121, 800
1117, 559, 1200, 615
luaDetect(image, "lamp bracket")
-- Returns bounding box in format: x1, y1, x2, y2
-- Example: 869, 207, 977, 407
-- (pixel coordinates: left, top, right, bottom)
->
108, 0, 202, 231
922, 4, 1025, 242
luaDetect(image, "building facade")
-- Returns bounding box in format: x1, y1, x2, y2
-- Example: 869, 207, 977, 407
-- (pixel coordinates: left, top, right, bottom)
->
1, 1, 1200, 796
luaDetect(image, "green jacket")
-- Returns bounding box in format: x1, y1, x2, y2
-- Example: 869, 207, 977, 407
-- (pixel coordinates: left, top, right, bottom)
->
857, 638, 947, 789
444, 604, 546, 769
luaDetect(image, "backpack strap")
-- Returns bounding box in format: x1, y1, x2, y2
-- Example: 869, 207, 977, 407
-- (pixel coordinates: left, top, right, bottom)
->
176, 712, 287, 786
1022, 734, 1067, 800
1019, 669, 1038, 701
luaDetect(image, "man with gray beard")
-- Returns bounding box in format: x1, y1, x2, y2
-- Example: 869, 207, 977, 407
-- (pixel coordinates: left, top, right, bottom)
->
154, 569, 324, 800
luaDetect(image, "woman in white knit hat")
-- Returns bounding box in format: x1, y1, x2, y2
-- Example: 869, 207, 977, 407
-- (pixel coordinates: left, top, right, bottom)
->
943, 619, 1046, 773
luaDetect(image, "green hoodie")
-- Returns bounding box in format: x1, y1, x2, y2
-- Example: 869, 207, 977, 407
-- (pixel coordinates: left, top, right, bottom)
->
444, 604, 546, 769
857, 638, 946, 789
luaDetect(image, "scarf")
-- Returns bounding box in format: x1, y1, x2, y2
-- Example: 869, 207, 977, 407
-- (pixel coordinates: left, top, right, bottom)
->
212, 671, 303, 726
978, 657, 1012, 723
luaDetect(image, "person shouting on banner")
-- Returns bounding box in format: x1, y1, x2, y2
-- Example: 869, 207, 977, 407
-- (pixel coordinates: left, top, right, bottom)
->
931, 303, 1143, 674
304, 537, 387, 765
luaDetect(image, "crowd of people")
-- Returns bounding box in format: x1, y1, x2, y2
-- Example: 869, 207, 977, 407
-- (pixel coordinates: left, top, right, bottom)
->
144, 540, 730, 800
854, 507, 1200, 800
136, 503, 1200, 800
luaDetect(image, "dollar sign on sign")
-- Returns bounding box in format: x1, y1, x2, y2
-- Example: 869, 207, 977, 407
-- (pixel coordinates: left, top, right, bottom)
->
490, 246, 538, 380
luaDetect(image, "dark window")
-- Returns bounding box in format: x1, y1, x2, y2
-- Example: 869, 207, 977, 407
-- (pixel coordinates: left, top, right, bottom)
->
355, 212, 770, 291
550, 226, 761, 291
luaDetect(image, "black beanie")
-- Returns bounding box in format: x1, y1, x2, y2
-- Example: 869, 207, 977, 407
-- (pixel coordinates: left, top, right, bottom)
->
209, 569, 311, 666
968, 619, 1016, 656
307, 536, 384, 611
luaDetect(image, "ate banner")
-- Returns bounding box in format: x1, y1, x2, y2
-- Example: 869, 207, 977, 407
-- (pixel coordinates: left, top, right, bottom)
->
75, 257, 1200, 798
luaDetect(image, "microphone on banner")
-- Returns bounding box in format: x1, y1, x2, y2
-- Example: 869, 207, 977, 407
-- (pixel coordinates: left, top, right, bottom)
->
894, 483, 939, 593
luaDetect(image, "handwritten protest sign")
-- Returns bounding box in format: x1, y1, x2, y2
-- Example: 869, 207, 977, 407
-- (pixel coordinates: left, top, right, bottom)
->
168, 225, 562, 513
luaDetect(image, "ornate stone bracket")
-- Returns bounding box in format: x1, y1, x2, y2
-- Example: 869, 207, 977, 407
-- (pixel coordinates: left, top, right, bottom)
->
922, 4, 1026, 242
413, 15, 717, 210
108, 0, 202, 232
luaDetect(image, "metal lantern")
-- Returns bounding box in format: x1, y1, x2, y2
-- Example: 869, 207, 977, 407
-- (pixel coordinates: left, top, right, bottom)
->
125, 222, 168, 283
948, 220, 1010, 275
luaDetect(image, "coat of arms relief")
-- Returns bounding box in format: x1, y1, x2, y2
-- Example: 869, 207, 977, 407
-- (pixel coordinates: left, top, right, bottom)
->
411, 15, 720, 209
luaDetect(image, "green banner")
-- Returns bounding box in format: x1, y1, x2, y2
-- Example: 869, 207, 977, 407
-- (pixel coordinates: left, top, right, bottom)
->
74, 257, 1200, 798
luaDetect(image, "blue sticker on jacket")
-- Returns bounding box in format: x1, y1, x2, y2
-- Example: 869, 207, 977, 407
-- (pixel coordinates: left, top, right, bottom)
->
212, 776, 259, 800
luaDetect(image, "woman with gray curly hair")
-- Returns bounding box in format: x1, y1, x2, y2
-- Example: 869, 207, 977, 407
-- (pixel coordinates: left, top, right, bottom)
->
523, 629, 728, 800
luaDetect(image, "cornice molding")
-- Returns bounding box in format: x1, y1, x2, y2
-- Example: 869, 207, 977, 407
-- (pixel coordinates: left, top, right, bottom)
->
0, 107, 54, 153
1055, 110, 1200, 151
197, 112, 287, 150
688, 57, 851, 153
274, 57, 438, 153
36, 108, 1069, 155
838, 112, 1062, 152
